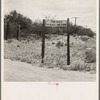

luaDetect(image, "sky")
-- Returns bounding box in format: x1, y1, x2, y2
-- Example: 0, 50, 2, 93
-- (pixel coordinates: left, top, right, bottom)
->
4, 0, 97, 31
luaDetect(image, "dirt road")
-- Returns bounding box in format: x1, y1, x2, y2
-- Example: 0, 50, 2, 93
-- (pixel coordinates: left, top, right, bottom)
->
4, 59, 96, 81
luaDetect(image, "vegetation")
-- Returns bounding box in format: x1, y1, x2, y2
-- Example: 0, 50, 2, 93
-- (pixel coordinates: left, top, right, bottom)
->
4, 35, 96, 72
4, 10, 96, 73
4, 10, 95, 39
4, 10, 33, 39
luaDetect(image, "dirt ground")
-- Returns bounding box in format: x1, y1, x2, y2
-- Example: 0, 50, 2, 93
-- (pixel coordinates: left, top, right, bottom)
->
4, 59, 96, 82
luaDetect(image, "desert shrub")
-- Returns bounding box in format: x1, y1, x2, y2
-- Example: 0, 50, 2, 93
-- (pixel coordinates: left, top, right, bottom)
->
4, 10, 33, 39
7, 39, 13, 43
80, 36, 89, 41
4, 32, 96, 72
32, 20, 42, 36
81, 27, 94, 37
60, 66, 68, 70
69, 25, 95, 37
56, 41, 64, 48
46, 27, 58, 34
43, 47, 67, 68
69, 60, 92, 71
4, 10, 95, 40
44, 49, 60, 67
70, 60, 85, 71
90, 63, 96, 74
13, 56, 21, 61
85, 49, 96, 63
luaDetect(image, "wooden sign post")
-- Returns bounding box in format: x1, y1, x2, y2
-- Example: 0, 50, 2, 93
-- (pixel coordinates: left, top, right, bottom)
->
41, 19, 45, 63
41, 19, 70, 65
17, 24, 20, 40
6, 21, 10, 40
67, 18, 70, 65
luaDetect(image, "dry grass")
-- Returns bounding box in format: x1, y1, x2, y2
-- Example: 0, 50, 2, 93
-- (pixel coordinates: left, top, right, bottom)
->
4, 34, 96, 72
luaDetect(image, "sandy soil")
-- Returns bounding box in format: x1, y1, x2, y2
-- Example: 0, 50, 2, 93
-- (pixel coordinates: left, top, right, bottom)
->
4, 59, 96, 82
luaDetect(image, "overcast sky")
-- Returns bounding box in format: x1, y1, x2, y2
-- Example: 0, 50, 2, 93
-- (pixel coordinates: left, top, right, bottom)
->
4, 0, 97, 31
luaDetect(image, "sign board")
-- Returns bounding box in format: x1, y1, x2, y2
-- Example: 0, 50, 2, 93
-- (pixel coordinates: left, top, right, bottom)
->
45, 20, 67, 27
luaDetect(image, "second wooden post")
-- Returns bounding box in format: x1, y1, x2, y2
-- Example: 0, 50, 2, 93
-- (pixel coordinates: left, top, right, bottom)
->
17, 24, 20, 40
41, 19, 45, 63
6, 21, 10, 40
67, 18, 70, 65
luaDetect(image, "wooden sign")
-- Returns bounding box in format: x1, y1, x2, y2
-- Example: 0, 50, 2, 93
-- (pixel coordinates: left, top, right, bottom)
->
41, 18, 70, 65
45, 20, 67, 27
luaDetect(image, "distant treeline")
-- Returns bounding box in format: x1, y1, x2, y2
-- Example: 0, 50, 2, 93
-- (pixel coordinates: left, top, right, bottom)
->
4, 10, 95, 39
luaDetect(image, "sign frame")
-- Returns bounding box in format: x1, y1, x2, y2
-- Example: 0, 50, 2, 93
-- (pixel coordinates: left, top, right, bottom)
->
41, 18, 70, 65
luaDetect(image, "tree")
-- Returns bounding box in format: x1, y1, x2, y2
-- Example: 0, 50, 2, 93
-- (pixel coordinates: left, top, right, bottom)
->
4, 10, 34, 39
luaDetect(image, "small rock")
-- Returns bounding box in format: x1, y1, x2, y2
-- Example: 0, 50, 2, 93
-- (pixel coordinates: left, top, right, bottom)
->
17, 45, 20, 47
52, 42, 55, 44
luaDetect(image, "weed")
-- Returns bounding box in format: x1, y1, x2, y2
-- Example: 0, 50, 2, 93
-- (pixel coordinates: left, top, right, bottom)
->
56, 41, 64, 48
85, 49, 96, 63
80, 36, 89, 41
4, 35, 96, 72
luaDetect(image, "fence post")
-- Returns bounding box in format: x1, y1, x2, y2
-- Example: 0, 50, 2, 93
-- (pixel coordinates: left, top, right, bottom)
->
17, 24, 20, 40
67, 18, 70, 65
41, 19, 45, 63
6, 21, 9, 40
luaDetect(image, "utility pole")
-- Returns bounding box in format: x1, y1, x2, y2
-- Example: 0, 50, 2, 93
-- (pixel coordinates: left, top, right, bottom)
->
72, 17, 80, 25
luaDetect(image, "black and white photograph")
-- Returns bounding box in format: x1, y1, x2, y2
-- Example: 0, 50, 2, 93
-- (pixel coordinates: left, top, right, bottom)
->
2, 0, 99, 100
3, 0, 98, 82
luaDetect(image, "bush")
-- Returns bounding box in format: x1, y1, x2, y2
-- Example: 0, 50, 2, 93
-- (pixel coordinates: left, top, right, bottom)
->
4, 10, 33, 39
80, 36, 89, 41
85, 49, 96, 63
56, 41, 64, 48
4, 10, 95, 40
69, 25, 95, 37
70, 60, 85, 71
